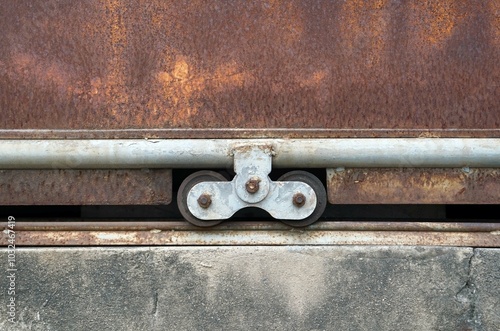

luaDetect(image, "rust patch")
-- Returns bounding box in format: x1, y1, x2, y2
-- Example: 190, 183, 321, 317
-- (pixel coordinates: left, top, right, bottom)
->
327, 168, 500, 204
0, 169, 172, 205
0, 1, 498, 131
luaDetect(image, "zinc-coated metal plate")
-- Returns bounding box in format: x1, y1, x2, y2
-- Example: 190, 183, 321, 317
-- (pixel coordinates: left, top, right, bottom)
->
327, 168, 500, 204
0, 1, 498, 135
187, 180, 317, 220
0, 169, 172, 205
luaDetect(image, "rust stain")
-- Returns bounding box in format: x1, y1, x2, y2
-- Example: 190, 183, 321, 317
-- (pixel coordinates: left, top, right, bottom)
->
0, 1, 498, 131
341, 0, 389, 68
410, 1, 466, 46
103, 0, 129, 119
493, 0, 500, 45
262, 0, 304, 47
327, 168, 500, 204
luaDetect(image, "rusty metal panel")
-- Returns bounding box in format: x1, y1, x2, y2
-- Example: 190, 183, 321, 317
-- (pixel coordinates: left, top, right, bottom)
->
0, 1, 498, 133
0, 169, 172, 205
327, 168, 500, 204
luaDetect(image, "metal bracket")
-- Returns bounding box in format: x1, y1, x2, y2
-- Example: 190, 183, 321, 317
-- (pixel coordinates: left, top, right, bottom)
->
186, 145, 317, 220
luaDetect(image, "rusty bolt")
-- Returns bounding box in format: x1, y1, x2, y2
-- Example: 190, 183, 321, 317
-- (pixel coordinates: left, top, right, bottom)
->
293, 193, 306, 207
197, 194, 212, 209
245, 178, 261, 194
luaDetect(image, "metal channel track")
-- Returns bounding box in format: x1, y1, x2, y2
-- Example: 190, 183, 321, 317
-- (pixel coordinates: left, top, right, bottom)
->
3, 220, 499, 247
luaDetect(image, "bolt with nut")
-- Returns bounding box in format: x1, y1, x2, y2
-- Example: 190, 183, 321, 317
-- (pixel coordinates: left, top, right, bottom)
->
197, 193, 212, 209
245, 177, 261, 194
293, 193, 306, 207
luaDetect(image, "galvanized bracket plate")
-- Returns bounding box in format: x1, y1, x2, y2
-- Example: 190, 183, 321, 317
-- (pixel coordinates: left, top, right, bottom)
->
187, 180, 317, 220
186, 145, 317, 220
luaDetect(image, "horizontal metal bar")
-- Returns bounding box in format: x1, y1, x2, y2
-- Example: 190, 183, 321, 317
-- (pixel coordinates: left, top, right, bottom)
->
4, 230, 499, 247
1, 129, 500, 139
10, 221, 500, 232
4, 221, 499, 247
0, 139, 499, 169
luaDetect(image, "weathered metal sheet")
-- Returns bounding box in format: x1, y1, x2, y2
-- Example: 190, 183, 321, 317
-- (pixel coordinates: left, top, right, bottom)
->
0, 169, 172, 205
1, 1, 498, 134
327, 168, 500, 204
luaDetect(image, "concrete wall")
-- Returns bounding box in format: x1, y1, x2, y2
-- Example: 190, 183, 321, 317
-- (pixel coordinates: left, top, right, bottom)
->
1, 247, 498, 331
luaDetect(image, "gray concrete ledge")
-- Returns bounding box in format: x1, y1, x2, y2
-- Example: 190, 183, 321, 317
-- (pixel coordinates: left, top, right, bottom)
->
0, 246, 498, 331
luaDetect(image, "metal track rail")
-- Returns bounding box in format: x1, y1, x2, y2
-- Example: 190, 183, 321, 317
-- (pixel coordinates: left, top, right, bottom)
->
3, 220, 499, 247
0, 138, 499, 169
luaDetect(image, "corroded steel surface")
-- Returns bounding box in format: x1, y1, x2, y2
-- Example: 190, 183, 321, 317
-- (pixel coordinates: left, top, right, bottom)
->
0, 169, 172, 205
327, 168, 500, 204
1, 1, 498, 133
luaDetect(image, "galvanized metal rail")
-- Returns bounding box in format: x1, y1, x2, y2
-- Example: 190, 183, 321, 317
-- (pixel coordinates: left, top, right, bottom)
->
3, 220, 499, 247
0, 138, 499, 169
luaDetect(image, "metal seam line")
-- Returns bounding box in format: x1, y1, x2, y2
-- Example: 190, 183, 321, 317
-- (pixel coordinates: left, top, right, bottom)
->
0, 139, 499, 169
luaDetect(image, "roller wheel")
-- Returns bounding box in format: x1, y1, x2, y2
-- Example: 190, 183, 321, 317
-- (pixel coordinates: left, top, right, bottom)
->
177, 170, 227, 227
277, 171, 327, 227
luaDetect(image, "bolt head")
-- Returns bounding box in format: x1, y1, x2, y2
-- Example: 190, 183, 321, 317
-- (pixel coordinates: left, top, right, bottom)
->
197, 194, 212, 208
293, 193, 306, 207
245, 178, 261, 194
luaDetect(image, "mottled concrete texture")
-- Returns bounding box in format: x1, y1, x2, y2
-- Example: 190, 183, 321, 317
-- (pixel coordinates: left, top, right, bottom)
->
472, 249, 500, 331
0, 246, 498, 331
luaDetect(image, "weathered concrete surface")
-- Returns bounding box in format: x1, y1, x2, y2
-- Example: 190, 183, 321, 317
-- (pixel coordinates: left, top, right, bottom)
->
472, 249, 500, 330
0, 246, 496, 331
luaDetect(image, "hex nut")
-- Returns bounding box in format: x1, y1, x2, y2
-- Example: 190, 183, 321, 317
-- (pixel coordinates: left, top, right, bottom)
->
245, 178, 261, 194
293, 193, 306, 207
197, 194, 212, 208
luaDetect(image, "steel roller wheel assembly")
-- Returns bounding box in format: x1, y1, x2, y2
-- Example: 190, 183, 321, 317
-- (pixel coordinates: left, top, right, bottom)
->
2, 138, 499, 229
177, 170, 229, 227
177, 145, 327, 227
